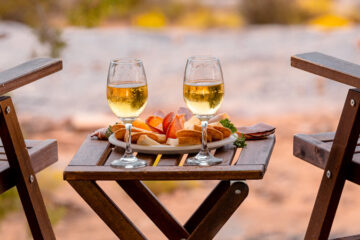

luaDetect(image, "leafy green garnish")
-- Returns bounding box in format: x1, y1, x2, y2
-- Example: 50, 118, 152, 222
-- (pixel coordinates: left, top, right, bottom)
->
220, 118, 237, 133
105, 125, 113, 138
220, 118, 246, 148
234, 134, 247, 148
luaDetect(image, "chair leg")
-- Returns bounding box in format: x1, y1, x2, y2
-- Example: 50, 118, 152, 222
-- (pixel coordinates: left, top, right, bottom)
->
0, 96, 55, 240
305, 89, 360, 240
188, 181, 249, 240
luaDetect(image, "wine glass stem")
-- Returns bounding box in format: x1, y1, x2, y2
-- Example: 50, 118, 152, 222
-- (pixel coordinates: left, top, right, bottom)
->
201, 120, 209, 153
125, 123, 133, 155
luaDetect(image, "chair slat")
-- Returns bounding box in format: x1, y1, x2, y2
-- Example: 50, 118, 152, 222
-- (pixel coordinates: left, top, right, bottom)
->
0, 139, 57, 194
0, 58, 62, 95
291, 52, 360, 88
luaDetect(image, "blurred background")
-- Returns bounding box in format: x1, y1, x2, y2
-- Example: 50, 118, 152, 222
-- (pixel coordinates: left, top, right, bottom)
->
1, 0, 360, 239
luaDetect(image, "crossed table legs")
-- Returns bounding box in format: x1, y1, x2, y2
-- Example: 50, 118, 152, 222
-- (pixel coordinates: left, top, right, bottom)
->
68, 180, 248, 240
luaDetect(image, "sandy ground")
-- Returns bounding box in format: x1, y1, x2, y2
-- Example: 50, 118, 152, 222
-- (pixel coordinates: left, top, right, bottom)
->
1, 111, 360, 240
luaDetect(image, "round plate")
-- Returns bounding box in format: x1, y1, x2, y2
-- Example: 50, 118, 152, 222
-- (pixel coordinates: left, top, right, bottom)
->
108, 134, 237, 154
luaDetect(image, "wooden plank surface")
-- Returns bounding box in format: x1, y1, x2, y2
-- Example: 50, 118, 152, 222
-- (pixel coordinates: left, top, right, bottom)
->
64, 164, 264, 181
69, 137, 111, 166
291, 52, 360, 88
331, 234, 360, 240
237, 135, 275, 170
0, 58, 62, 95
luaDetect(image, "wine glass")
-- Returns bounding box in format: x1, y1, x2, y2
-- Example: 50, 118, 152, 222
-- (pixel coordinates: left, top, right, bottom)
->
183, 56, 225, 166
107, 58, 148, 168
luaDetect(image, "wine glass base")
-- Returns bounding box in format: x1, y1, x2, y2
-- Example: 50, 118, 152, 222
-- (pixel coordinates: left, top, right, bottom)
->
186, 151, 223, 166
110, 155, 147, 169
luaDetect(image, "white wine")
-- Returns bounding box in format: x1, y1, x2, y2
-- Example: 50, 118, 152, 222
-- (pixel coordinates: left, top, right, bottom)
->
183, 80, 224, 116
107, 82, 148, 118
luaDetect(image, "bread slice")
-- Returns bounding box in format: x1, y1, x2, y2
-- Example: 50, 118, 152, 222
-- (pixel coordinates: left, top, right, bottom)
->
114, 129, 126, 140
175, 129, 202, 138
178, 137, 201, 146
193, 125, 223, 141
212, 126, 232, 138
137, 135, 161, 146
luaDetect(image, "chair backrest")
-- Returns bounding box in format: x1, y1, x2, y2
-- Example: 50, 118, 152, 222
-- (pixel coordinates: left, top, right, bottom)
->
291, 52, 360, 239
0, 58, 62, 240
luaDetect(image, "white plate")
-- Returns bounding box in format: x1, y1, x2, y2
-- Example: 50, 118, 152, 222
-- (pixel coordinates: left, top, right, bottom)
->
108, 134, 237, 154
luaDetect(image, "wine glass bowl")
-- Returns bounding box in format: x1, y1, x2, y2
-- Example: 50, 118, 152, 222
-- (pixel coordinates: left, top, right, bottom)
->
183, 56, 224, 166
107, 58, 148, 168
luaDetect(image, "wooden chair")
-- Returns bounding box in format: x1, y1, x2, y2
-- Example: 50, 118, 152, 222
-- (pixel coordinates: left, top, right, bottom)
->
292, 52, 360, 240
0, 58, 62, 239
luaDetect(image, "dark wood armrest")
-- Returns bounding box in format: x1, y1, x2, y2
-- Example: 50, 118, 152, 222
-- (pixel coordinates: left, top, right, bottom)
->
0, 58, 62, 95
291, 52, 360, 88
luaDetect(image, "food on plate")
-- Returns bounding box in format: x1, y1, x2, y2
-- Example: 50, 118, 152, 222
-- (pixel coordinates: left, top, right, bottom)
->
209, 113, 230, 123
175, 129, 202, 139
154, 134, 166, 144
212, 126, 232, 138
132, 119, 152, 131
184, 116, 201, 130
178, 136, 201, 146
145, 115, 163, 133
165, 114, 185, 139
114, 129, 126, 140
193, 125, 224, 141
104, 112, 249, 148
162, 112, 175, 133
111, 123, 125, 132
125, 131, 158, 143
137, 135, 161, 146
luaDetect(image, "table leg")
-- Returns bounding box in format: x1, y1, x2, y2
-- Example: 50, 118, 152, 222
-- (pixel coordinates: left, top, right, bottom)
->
187, 181, 248, 240
68, 180, 146, 240
117, 180, 189, 239
184, 180, 231, 233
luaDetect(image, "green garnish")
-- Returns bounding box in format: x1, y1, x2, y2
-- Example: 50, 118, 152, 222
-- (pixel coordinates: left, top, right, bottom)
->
234, 134, 247, 148
220, 118, 237, 133
105, 125, 113, 138
220, 118, 246, 148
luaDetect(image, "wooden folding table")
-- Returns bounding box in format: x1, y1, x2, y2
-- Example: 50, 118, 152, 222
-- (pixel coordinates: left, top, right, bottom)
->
64, 134, 275, 239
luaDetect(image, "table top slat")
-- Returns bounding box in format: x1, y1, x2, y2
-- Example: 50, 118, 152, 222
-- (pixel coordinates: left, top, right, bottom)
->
69, 137, 111, 166
64, 164, 265, 181
214, 145, 236, 166
236, 135, 275, 169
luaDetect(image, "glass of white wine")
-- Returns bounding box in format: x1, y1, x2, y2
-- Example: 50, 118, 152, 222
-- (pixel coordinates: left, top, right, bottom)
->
107, 58, 148, 168
183, 56, 225, 166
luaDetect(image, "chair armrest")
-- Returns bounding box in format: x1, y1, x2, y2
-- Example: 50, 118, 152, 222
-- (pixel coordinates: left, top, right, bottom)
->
0, 58, 62, 95
291, 52, 360, 88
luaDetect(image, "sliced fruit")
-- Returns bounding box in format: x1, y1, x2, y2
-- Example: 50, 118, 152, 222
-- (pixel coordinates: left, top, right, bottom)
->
165, 114, 185, 139
162, 112, 175, 134
145, 115, 164, 133
133, 119, 152, 131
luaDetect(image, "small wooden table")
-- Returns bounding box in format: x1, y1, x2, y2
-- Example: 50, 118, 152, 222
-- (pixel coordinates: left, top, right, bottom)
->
64, 135, 275, 239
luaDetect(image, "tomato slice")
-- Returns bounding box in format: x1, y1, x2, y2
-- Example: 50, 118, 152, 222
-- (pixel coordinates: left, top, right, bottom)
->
165, 114, 185, 139
145, 116, 164, 133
